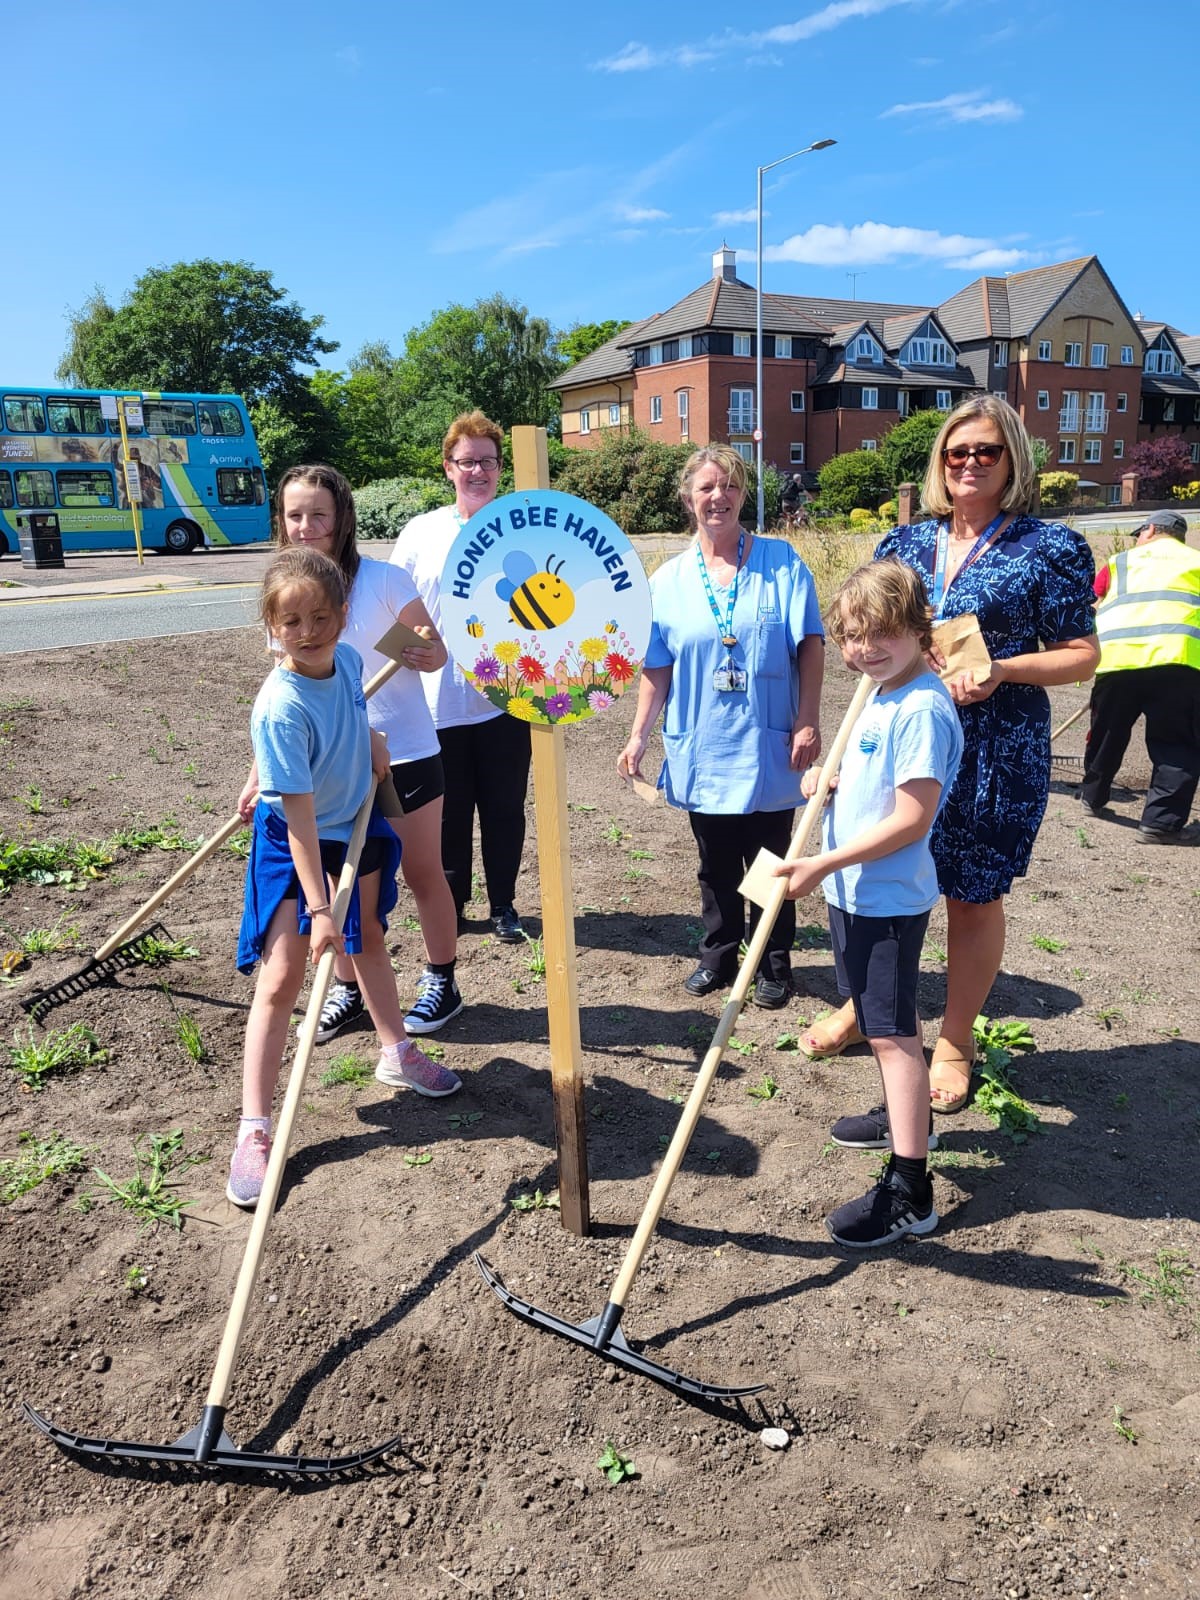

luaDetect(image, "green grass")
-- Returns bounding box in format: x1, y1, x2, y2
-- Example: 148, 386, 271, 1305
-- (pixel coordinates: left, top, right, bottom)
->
319, 1053, 372, 1089
1030, 932, 1066, 953
522, 934, 546, 980
175, 1014, 207, 1063
1114, 1249, 1193, 1309
0, 1131, 92, 1204
7, 1022, 106, 1093
94, 1129, 208, 1230
1, 916, 79, 956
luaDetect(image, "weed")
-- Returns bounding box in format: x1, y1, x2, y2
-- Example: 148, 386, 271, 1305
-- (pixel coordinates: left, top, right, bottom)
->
401, 915, 421, 933
775, 1032, 802, 1051
403, 1149, 433, 1168
602, 819, 627, 844
94, 1130, 208, 1230
793, 923, 832, 950
319, 1054, 372, 1089
20, 786, 44, 815
971, 1016, 1039, 1142
131, 935, 199, 967
609, 1010, 630, 1023
1113, 1092, 1130, 1109
684, 922, 704, 950
1095, 1006, 1125, 1029
894, 1302, 911, 1317
124, 1264, 151, 1295
0, 1130, 92, 1204
1114, 1250, 1193, 1309
1030, 933, 1066, 953
420, 1040, 446, 1062
7, 1022, 106, 1092
596, 1441, 638, 1484
1075, 826, 1092, 848
448, 1109, 484, 1130
175, 1014, 206, 1063
629, 848, 654, 861
512, 1187, 559, 1212
927, 1146, 1001, 1172
569, 802, 597, 813
1111, 1406, 1138, 1445
922, 940, 948, 964
1153, 1025, 1181, 1040
225, 828, 252, 860
2, 916, 79, 956
522, 934, 546, 980
108, 821, 194, 853
0, 836, 113, 893
746, 1074, 779, 1101
704, 1149, 722, 1164
728, 1037, 757, 1057
625, 868, 645, 882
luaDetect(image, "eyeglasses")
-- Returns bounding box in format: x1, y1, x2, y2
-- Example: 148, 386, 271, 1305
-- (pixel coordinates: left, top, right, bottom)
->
942, 443, 1006, 466
450, 455, 500, 472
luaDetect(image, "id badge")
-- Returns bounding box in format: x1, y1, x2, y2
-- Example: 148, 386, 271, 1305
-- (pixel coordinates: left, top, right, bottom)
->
713, 666, 747, 693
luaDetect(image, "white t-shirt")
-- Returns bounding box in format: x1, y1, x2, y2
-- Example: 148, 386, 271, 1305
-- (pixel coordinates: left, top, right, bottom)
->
343, 556, 440, 764
390, 503, 500, 731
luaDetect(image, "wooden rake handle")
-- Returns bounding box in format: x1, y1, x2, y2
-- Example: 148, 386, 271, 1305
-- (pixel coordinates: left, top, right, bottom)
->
607, 672, 875, 1314
204, 778, 379, 1412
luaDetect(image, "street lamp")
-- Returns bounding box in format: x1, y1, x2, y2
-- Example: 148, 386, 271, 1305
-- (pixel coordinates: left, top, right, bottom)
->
755, 138, 837, 531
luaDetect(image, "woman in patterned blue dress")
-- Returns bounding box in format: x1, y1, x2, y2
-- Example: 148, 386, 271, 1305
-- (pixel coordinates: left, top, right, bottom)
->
807, 397, 1098, 1111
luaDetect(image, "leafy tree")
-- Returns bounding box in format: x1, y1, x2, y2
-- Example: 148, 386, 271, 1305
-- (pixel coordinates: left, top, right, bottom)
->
878, 409, 944, 491
57, 259, 336, 405
817, 449, 891, 514
1128, 435, 1194, 498
553, 428, 694, 534
558, 320, 632, 370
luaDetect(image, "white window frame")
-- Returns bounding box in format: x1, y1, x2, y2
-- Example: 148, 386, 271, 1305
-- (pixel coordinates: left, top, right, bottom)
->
936, 389, 952, 410
1112, 438, 1125, 459
1191, 442, 1200, 465
608, 403, 620, 426
1119, 345, 1134, 365
1058, 438, 1076, 463
649, 395, 662, 424
732, 442, 753, 463
861, 439, 878, 452
1037, 340, 1052, 361
1090, 343, 1108, 367
790, 390, 805, 412
677, 391, 689, 420
1116, 393, 1127, 413
1036, 390, 1050, 410
733, 333, 751, 357
1145, 348, 1181, 376
993, 390, 1008, 402
861, 387, 879, 410
579, 408, 590, 436
1064, 343, 1082, 366
729, 386, 755, 433
775, 335, 792, 359
852, 334, 881, 363
1163, 399, 1176, 422
1083, 439, 1102, 463
993, 341, 1008, 366
789, 443, 805, 465
678, 335, 693, 359
647, 342, 663, 367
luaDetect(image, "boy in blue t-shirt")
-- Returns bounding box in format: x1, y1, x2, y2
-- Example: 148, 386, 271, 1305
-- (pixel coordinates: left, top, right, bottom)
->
776, 559, 963, 1249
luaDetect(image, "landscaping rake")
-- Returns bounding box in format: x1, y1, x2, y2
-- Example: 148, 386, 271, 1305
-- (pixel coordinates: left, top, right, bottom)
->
476, 672, 875, 1401
24, 781, 405, 1476
21, 619, 423, 1023
1049, 702, 1088, 773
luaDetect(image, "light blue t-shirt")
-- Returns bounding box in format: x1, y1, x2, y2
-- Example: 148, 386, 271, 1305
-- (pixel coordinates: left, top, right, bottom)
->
822, 670, 963, 915
251, 641, 372, 843
645, 535, 823, 814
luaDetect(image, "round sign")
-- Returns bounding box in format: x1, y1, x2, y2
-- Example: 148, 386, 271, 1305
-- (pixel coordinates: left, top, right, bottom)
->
439, 490, 652, 726
752, 429, 763, 442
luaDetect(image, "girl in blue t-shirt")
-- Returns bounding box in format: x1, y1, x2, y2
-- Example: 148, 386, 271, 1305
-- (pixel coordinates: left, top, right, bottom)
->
776, 560, 962, 1251
230, 547, 459, 1210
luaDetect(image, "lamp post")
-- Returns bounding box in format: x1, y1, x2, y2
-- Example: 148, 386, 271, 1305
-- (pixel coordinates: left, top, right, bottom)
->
755, 138, 836, 531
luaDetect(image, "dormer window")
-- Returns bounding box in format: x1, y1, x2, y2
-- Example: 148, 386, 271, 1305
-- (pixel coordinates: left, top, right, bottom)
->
1145, 345, 1181, 376
851, 334, 881, 363
903, 337, 952, 367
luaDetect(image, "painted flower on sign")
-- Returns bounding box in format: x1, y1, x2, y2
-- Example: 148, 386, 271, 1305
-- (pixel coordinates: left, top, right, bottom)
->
605, 652, 636, 684
473, 654, 502, 686
545, 692, 572, 719
587, 689, 613, 712
517, 653, 545, 684
493, 639, 520, 665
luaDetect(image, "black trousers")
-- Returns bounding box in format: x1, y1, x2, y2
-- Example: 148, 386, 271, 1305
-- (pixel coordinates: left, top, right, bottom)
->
437, 715, 532, 915
687, 809, 796, 983
1081, 664, 1200, 831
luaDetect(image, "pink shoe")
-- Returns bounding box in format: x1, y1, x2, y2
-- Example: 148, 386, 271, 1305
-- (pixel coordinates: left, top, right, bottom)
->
226, 1128, 271, 1209
375, 1041, 461, 1097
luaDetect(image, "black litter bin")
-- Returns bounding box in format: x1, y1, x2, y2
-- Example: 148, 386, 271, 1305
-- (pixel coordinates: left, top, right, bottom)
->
17, 512, 65, 570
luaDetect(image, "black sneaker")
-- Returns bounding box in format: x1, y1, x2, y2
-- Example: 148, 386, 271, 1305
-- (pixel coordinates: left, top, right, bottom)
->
826, 1163, 938, 1250
831, 1104, 938, 1151
1136, 824, 1198, 846
1079, 798, 1108, 819
753, 975, 790, 1010
403, 968, 464, 1035
315, 981, 365, 1043
491, 905, 526, 943
684, 964, 727, 996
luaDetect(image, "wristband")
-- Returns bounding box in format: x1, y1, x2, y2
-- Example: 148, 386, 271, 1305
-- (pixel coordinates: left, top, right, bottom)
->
308, 903, 331, 916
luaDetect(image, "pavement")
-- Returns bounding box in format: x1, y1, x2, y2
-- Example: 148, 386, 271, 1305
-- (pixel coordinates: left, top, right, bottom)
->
0, 544, 274, 601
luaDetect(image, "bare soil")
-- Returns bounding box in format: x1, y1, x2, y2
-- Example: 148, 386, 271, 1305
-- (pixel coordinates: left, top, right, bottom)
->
0, 626, 1197, 1600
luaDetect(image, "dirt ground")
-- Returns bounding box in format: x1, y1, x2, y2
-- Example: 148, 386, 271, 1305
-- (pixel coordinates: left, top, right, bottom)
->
0, 622, 1197, 1600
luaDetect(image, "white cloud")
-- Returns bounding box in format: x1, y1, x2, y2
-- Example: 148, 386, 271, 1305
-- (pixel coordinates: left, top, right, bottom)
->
763, 221, 1035, 269
335, 45, 361, 71
592, 0, 916, 72
881, 89, 1022, 123
614, 203, 669, 222
713, 207, 759, 225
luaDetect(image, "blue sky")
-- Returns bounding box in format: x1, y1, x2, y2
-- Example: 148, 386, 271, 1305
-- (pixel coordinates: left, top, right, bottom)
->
6, 0, 1196, 388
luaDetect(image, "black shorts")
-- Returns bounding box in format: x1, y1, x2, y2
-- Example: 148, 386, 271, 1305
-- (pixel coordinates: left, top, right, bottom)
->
828, 904, 931, 1038
389, 753, 445, 816
317, 835, 390, 880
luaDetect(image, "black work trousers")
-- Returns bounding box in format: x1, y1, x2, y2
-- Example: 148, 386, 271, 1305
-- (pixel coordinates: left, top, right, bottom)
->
687, 808, 796, 983
1081, 664, 1200, 832
437, 715, 532, 915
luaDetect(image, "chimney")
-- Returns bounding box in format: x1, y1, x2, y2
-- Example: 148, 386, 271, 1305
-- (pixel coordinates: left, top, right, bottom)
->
713, 242, 737, 284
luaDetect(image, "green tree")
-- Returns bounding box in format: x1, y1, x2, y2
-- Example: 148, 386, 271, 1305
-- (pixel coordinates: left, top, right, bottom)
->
554, 428, 694, 534
878, 408, 945, 492
817, 449, 891, 514
57, 259, 336, 405
558, 319, 632, 370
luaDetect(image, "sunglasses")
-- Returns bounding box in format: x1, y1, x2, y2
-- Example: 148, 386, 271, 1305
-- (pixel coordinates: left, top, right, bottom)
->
942, 443, 1006, 466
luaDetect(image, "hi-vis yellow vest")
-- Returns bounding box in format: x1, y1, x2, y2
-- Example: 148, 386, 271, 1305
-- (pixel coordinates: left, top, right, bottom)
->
1096, 538, 1200, 674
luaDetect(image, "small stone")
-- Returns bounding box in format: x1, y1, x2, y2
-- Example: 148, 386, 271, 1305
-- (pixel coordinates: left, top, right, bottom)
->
760, 1427, 790, 1451
89, 1352, 111, 1373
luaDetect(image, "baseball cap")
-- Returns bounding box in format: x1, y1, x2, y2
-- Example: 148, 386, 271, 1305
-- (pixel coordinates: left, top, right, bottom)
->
1141, 510, 1188, 537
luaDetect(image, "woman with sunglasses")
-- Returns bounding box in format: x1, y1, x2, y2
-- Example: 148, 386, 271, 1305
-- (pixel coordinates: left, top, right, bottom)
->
800, 396, 1098, 1115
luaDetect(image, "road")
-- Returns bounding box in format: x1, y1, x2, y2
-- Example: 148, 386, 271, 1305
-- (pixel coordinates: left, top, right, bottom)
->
0, 583, 260, 655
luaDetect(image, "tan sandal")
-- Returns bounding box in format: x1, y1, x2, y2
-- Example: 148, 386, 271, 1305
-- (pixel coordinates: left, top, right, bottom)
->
929, 1038, 975, 1115
798, 1006, 866, 1061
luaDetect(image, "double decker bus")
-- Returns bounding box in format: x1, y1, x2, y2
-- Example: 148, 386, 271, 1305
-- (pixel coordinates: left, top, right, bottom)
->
0, 387, 271, 556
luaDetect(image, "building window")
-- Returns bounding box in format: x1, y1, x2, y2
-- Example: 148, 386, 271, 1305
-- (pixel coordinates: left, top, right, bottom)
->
729, 387, 755, 433
775, 335, 792, 359
678, 336, 693, 359
1116, 393, 1127, 413
1059, 390, 1080, 431
1107, 485, 1122, 505
861, 387, 879, 410
1120, 344, 1134, 365
733, 334, 751, 357
1037, 340, 1052, 361
993, 342, 1008, 366
1036, 390, 1050, 410
790, 391, 805, 412
903, 337, 953, 366
852, 334, 880, 363
1064, 343, 1082, 366
1058, 439, 1076, 463
790, 443, 805, 465
579, 409, 590, 436
647, 343, 663, 366
677, 391, 689, 419
993, 390, 1007, 402
861, 439, 878, 452
936, 390, 951, 410
1083, 439, 1102, 464
649, 395, 662, 424
732, 442, 753, 463
1191, 442, 1200, 464
1163, 399, 1176, 422
1145, 348, 1181, 376
1090, 343, 1108, 367
1113, 439, 1124, 459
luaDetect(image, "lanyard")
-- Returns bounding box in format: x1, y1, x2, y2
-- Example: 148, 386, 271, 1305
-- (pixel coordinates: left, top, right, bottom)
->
930, 512, 1005, 618
696, 532, 745, 648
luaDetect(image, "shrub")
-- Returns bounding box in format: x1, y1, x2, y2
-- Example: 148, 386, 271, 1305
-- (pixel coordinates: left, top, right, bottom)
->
817, 449, 891, 515
353, 476, 452, 541
1170, 479, 1200, 503
1129, 436, 1194, 498
848, 508, 877, 527
877, 499, 898, 524
553, 428, 695, 534
1038, 471, 1079, 509
878, 409, 944, 491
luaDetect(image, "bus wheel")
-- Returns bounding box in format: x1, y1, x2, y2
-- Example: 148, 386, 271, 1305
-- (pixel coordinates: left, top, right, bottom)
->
163, 520, 201, 554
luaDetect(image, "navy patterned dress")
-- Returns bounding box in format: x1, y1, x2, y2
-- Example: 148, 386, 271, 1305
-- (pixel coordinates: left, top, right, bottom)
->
875, 516, 1096, 903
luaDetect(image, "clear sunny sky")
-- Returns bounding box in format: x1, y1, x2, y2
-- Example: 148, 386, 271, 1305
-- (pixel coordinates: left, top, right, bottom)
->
5, 0, 1195, 387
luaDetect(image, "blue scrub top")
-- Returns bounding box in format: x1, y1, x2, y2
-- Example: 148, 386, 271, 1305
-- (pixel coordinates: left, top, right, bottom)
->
645, 534, 823, 813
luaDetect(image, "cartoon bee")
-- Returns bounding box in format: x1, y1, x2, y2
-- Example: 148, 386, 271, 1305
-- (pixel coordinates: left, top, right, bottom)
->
497, 551, 576, 631
466, 614, 485, 638
604, 618, 618, 634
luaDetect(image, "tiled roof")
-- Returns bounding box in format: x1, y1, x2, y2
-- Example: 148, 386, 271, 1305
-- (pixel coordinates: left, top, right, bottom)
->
882, 310, 931, 348
1142, 373, 1200, 398
1178, 334, 1200, 368
811, 354, 975, 388
547, 317, 655, 390
938, 257, 1099, 343
615, 278, 832, 345
783, 293, 928, 327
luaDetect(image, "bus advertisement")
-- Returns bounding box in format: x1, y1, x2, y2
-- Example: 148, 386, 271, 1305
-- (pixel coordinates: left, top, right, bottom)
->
0, 388, 271, 557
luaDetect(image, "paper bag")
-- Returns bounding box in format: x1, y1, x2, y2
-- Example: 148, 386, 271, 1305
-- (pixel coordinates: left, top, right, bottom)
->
931, 612, 991, 685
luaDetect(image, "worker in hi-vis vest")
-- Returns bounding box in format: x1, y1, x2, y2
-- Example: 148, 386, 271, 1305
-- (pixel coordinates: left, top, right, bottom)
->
1080, 509, 1200, 844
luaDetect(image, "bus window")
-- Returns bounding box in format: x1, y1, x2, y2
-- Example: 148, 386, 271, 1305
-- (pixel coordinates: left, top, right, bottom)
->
47, 397, 106, 435
198, 401, 245, 436
58, 468, 115, 507
4, 395, 46, 433
217, 467, 263, 505
145, 400, 197, 436
15, 469, 56, 508
0, 470, 13, 508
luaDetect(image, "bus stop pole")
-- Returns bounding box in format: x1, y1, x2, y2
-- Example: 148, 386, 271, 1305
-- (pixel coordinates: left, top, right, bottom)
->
116, 397, 146, 566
